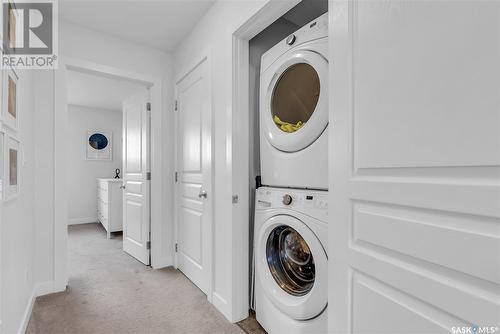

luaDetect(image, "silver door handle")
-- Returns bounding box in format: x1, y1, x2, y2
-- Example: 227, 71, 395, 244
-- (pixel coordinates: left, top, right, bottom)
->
198, 190, 207, 199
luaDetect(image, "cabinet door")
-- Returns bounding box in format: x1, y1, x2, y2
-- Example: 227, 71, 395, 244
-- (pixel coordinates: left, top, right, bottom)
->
329, 1, 500, 333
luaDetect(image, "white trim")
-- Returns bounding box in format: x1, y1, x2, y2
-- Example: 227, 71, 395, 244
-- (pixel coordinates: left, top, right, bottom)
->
35, 281, 57, 297
17, 288, 35, 334
54, 57, 69, 292
17, 281, 58, 334
54, 56, 167, 292
151, 256, 172, 270
229, 0, 301, 323
212, 292, 231, 318
68, 217, 98, 225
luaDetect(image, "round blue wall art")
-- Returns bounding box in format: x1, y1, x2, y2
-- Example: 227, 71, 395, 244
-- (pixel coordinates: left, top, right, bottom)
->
89, 133, 109, 150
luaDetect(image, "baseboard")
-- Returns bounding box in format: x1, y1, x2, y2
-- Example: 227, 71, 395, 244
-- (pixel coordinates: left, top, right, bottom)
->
68, 217, 98, 225
18, 287, 36, 334
212, 292, 232, 322
35, 281, 55, 297
151, 255, 173, 269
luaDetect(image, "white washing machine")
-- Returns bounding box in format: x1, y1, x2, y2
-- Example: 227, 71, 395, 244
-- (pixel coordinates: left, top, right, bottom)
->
254, 187, 328, 334
260, 13, 328, 190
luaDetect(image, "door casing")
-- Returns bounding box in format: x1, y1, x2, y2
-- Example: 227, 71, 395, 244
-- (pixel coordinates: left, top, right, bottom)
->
229, 0, 301, 322
54, 56, 165, 294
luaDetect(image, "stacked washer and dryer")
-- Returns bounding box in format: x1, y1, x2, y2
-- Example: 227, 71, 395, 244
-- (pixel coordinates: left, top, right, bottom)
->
254, 13, 329, 334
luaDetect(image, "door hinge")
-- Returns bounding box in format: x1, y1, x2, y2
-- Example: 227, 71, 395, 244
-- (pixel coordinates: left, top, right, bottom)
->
175, 243, 178, 252
146, 172, 151, 180
174, 171, 178, 183
174, 100, 178, 111
146, 102, 151, 111
146, 241, 151, 250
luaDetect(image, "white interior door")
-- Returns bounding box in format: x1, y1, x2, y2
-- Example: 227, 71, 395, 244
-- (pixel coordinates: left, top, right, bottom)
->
329, 1, 500, 333
122, 91, 151, 265
175, 56, 212, 295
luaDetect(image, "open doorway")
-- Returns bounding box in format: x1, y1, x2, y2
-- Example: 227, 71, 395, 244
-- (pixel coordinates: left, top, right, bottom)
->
52, 58, 166, 291
65, 67, 152, 272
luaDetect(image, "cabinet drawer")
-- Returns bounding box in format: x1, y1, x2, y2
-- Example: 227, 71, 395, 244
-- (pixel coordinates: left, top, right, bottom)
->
98, 192, 108, 204
101, 204, 108, 217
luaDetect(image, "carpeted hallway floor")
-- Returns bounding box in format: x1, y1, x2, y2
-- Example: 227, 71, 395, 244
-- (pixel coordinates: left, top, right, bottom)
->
26, 223, 252, 334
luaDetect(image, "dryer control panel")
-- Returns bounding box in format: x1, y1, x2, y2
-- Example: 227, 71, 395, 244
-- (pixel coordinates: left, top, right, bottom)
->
261, 12, 328, 73
256, 187, 328, 222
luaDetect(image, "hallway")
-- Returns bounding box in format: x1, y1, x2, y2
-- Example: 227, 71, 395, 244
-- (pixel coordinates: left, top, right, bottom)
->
26, 224, 244, 334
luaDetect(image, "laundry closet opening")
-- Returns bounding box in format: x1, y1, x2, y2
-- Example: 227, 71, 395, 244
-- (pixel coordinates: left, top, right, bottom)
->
243, 0, 328, 331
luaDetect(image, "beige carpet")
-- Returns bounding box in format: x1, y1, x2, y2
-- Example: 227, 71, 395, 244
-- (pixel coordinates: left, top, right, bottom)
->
26, 223, 249, 334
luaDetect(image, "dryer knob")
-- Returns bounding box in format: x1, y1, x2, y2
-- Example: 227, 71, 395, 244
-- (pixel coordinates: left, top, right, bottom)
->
286, 34, 296, 45
282, 194, 293, 205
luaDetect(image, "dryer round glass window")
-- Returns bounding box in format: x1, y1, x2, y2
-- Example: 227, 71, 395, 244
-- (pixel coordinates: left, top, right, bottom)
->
266, 225, 315, 296
271, 63, 320, 133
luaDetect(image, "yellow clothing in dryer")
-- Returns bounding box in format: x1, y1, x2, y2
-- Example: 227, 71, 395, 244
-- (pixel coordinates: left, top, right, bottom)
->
274, 115, 305, 133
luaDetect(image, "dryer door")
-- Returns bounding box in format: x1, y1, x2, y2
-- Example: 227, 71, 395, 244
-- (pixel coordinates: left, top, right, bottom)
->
257, 214, 327, 320
261, 50, 328, 152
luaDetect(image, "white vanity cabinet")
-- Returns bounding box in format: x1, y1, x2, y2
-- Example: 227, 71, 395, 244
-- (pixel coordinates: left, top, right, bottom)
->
97, 179, 123, 238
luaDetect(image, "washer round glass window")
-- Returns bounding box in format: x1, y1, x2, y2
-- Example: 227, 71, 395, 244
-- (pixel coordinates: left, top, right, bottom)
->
271, 63, 320, 133
266, 225, 315, 296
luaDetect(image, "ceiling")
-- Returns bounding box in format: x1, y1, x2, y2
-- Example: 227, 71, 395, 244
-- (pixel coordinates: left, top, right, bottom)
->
59, 0, 216, 52
67, 69, 146, 111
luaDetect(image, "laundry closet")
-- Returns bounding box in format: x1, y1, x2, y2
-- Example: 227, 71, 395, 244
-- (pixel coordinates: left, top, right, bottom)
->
247, 1, 328, 333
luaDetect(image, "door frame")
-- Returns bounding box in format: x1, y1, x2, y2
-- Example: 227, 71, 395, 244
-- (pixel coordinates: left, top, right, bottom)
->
53, 56, 165, 292
173, 49, 214, 302
230, 0, 301, 322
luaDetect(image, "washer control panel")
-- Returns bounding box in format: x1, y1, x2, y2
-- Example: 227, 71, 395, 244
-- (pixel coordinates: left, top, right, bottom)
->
256, 187, 328, 221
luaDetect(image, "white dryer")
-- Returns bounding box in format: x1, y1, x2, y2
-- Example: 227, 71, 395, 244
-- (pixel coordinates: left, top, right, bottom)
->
254, 187, 328, 334
260, 13, 328, 190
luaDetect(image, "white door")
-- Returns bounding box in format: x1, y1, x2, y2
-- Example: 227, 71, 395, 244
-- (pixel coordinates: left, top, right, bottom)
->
175, 57, 212, 294
329, 1, 500, 333
122, 91, 151, 265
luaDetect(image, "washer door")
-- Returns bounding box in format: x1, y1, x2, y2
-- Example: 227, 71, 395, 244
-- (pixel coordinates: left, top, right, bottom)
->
257, 215, 327, 320
262, 50, 328, 152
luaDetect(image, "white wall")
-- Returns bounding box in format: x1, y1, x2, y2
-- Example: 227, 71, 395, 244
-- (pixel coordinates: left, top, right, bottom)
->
1, 70, 37, 334
34, 19, 174, 292
67, 105, 123, 225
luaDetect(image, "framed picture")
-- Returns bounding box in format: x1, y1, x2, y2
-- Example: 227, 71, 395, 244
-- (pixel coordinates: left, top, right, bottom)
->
2, 66, 18, 131
86, 130, 112, 161
5, 135, 19, 200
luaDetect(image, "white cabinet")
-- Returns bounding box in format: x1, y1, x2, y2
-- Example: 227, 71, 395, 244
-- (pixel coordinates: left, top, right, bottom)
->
97, 179, 123, 238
